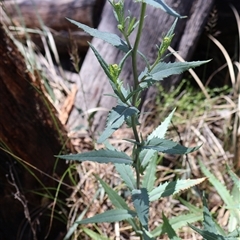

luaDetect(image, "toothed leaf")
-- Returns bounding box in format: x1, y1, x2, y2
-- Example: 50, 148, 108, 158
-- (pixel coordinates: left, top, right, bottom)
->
98, 105, 139, 143
151, 212, 203, 237
149, 178, 206, 201
144, 137, 201, 154
77, 209, 136, 224
139, 149, 157, 169
57, 149, 132, 164
139, 0, 182, 18
88, 43, 112, 80
189, 224, 237, 240
147, 108, 176, 141
162, 213, 181, 240
151, 60, 210, 80
202, 195, 218, 233
142, 153, 157, 191
115, 164, 136, 190
132, 188, 149, 229
95, 175, 139, 231
67, 18, 129, 52
199, 161, 240, 231
139, 60, 210, 87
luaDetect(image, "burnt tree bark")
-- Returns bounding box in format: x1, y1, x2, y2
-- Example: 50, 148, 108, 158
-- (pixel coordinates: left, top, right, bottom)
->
0, 24, 71, 240
2, 0, 105, 53
68, 0, 215, 131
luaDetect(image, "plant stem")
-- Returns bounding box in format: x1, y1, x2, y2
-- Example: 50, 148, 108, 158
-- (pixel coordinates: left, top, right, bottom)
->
131, 2, 147, 190
132, 2, 146, 106
131, 2, 147, 145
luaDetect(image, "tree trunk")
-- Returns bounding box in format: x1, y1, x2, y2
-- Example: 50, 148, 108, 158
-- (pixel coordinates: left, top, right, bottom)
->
2, 0, 105, 53
68, 0, 215, 131
0, 23, 70, 240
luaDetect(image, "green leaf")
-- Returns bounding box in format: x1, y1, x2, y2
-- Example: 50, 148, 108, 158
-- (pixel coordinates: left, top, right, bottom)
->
98, 105, 139, 143
57, 149, 132, 164
140, 61, 210, 85
82, 228, 111, 240
202, 195, 218, 233
139, 149, 157, 169
229, 184, 240, 232
88, 43, 112, 81
147, 108, 176, 141
95, 175, 129, 209
157, 19, 177, 57
227, 228, 240, 237
142, 153, 157, 192
132, 188, 149, 229
115, 164, 136, 190
119, 49, 133, 70
126, 16, 139, 36
151, 212, 203, 237
95, 175, 139, 232
150, 60, 210, 80
179, 198, 202, 214
119, 83, 132, 105
140, 0, 182, 18
77, 209, 136, 224
143, 228, 155, 240
227, 165, 240, 192
162, 213, 181, 240
67, 18, 129, 52
144, 138, 201, 154
149, 178, 206, 201
199, 160, 240, 225
189, 224, 234, 240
